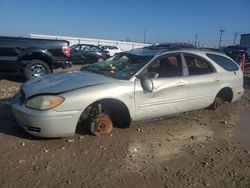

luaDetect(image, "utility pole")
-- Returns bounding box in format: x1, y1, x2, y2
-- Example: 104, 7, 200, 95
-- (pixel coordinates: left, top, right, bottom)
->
218, 29, 225, 49
233, 32, 238, 45
143, 26, 147, 43
195, 33, 198, 46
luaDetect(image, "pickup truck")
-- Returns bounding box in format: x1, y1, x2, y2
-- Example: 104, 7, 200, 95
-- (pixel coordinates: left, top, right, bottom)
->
0, 36, 71, 79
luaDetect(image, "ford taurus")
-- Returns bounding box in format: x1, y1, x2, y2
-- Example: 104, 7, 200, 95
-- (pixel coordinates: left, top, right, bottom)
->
11, 48, 244, 137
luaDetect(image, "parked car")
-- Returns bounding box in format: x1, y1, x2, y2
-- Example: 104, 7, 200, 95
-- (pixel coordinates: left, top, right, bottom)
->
70, 44, 107, 64
223, 46, 249, 70
100, 45, 122, 56
11, 48, 243, 138
0, 36, 71, 79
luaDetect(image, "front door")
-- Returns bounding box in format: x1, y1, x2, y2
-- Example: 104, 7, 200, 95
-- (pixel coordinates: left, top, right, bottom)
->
70, 45, 84, 64
135, 53, 186, 121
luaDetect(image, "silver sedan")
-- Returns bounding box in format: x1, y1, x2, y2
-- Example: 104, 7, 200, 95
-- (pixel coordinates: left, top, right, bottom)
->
11, 48, 244, 137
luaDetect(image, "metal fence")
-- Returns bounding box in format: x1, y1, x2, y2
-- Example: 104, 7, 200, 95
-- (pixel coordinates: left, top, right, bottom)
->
30, 34, 150, 51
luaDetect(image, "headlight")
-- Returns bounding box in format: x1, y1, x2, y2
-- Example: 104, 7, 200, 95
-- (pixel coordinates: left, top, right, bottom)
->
25, 95, 64, 110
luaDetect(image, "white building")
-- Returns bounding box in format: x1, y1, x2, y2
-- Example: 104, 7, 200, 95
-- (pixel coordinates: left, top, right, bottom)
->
30, 34, 150, 51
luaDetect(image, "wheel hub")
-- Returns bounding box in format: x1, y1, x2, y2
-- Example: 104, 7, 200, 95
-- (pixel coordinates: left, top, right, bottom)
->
30, 64, 46, 77
91, 114, 113, 136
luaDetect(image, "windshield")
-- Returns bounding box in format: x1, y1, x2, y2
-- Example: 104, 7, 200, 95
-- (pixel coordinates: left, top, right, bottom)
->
81, 53, 153, 80
70, 44, 79, 50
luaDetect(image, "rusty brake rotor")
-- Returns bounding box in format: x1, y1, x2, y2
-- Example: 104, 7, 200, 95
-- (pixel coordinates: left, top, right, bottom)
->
90, 114, 113, 136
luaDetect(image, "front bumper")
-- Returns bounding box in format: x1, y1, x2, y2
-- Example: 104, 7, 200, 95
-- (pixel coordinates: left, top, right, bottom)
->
11, 92, 81, 138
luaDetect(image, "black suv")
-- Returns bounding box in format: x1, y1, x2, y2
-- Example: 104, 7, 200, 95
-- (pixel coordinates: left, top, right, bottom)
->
223, 46, 249, 68
70, 44, 108, 64
0, 36, 71, 79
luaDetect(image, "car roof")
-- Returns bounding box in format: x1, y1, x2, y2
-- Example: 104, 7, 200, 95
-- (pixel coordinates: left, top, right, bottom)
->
126, 48, 166, 56
73, 44, 98, 47
0, 36, 69, 45
150, 42, 198, 50
125, 47, 226, 57
178, 48, 227, 56
102, 45, 118, 47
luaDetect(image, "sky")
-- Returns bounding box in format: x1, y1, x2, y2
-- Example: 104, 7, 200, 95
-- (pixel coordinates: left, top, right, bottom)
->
0, 0, 250, 47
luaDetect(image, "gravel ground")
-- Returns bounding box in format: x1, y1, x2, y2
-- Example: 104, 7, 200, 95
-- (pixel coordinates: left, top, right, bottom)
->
0, 67, 250, 188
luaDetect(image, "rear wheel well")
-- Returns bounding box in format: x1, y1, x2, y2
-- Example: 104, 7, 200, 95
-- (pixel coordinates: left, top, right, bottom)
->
21, 53, 52, 70
81, 99, 131, 129
216, 87, 233, 102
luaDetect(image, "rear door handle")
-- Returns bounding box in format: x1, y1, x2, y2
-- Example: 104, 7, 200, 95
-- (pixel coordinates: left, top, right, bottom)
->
213, 79, 220, 83
177, 82, 185, 87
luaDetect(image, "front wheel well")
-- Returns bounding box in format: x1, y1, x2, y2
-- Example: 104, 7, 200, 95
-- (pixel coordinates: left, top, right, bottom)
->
81, 99, 131, 129
216, 87, 233, 103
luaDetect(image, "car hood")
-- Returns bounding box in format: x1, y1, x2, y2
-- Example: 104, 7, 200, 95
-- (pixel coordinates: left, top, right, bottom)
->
22, 71, 112, 98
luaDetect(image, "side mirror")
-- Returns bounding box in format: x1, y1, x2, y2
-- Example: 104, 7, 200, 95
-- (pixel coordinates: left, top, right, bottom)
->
137, 72, 158, 93
140, 78, 154, 93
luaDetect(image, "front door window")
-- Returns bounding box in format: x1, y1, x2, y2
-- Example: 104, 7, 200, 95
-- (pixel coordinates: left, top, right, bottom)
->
145, 54, 182, 78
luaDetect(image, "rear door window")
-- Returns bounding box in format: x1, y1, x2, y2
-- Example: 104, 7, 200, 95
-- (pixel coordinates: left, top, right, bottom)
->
80, 45, 89, 52
183, 53, 215, 75
207, 53, 239, 71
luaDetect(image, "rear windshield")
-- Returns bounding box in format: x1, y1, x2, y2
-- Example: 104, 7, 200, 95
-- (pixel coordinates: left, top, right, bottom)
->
206, 54, 239, 71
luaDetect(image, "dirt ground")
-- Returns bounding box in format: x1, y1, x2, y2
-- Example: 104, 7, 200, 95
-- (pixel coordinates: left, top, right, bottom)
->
0, 67, 250, 188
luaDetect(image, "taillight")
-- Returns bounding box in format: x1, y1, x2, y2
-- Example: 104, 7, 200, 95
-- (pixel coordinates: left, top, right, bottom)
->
241, 52, 246, 72
62, 46, 70, 57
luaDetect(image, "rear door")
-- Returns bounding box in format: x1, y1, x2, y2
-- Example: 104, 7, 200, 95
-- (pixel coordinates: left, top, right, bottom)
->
178, 52, 222, 111
206, 53, 244, 95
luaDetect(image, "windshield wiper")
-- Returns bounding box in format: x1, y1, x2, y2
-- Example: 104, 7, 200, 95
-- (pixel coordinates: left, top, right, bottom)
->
82, 65, 112, 77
